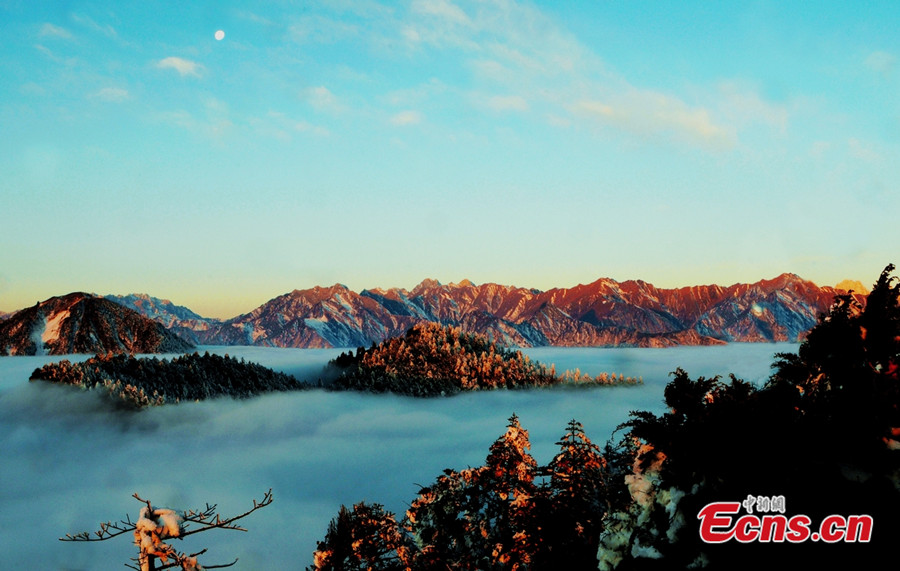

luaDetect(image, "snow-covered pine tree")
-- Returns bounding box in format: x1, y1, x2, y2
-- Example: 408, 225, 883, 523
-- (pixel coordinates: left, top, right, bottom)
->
406, 466, 481, 569
405, 414, 539, 570
538, 419, 609, 568
477, 414, 539, 569
308, 502, 411, 571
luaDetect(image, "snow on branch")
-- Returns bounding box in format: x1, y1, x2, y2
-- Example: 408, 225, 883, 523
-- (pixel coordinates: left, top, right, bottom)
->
61, 489, 273, 571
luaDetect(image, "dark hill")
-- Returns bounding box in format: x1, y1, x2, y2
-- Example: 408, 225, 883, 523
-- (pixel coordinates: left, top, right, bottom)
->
30, 351, 307, 407
0, 293, 193, 356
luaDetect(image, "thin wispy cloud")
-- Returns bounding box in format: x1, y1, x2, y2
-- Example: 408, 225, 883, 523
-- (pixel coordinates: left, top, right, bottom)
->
545, 113, 572, 128
71, 13, 117, 38
156, 56, 204, 77
483, 95, 529, 113
238, 10, 276, 27
397, 0, 734, 150
289, 16, 360, 45
404, 0, 478, 50
808, 140, 832, 159
33, 43, 78, 66
848, 137, 882, 163
34, 44, 54, 58
19, 82, 47, 96
865, 50, 895, 76
384, 79, 447, 107
269, 0, 735, 151
717, 82, 789, 133
303, 86, 344, 113
255, 111, 330, 141
390, 110, 423, 125
39, 23, 72, 39
411, 0, 472, 26
90, 87, 129, 102
571, 92, 735, 150
157, 99, 233, 141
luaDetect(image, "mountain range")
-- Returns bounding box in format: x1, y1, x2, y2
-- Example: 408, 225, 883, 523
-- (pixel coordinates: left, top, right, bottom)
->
0, 274, 868, 354
104, 293, 223, 345
201, 274, 861, 348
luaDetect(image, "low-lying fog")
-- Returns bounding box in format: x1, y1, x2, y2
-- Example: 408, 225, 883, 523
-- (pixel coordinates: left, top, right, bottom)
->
0, 343, 795, 570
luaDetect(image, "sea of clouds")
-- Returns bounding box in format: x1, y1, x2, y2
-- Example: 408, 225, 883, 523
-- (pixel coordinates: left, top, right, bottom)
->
0, 343, 793, 570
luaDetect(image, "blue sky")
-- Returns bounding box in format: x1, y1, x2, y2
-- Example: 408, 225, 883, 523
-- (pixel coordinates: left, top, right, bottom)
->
1, 1, 898, 318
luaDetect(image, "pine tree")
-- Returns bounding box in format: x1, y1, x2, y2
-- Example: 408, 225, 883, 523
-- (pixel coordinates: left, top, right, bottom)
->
309, 502, 411, 571
406, 415, 539, 570
539, 420, 608, 568
406, 467, 483, 570
476, 414, 538, 570
769, 263, 900, 463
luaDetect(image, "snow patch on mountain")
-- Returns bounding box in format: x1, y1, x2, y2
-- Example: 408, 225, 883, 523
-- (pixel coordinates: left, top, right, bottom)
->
304, 318, 327, 336
30, 318, 47, 356
42, 310, 69, 345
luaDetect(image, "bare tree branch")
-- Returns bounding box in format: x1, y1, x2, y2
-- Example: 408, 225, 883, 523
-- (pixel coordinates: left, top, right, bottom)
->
61, 489, 273, 570
61, 518, 136, 542
180, 488, 273, 537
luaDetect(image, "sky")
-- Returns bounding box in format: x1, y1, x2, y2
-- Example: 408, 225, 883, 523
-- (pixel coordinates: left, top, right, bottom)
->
1, 1, 898, 319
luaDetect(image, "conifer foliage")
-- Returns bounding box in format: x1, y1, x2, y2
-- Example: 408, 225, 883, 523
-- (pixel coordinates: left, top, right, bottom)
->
542, 420, 609, 568
328, 322, 641, 396
310, 503, 413, 571
311, 264, 899, 570
603, 264, 900, 569
31, 351, 308, 408
311, 415, 620, 570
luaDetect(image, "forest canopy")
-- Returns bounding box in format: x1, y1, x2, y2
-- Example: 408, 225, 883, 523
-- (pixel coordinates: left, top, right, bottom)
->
326, 322, 641, 396
30, 351, 308, 408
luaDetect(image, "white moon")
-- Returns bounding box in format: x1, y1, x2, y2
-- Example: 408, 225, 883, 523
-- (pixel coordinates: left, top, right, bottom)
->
215, 30, 225, 41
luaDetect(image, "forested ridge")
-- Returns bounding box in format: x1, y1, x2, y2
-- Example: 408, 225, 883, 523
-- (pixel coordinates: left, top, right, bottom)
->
30, 351, 308, 408
326, 322, 641, 396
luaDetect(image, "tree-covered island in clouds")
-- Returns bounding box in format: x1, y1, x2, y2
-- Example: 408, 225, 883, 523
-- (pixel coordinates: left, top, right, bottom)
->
29, 323, 640, 407
325, 322, 641, 397
30, 351, 308, 408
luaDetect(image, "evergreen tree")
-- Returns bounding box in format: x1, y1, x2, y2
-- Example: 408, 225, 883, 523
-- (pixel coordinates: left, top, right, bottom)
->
406, 415, 539, 570
478, 414, 539, 570
604, 264, 900, 569
769, 263, 900, 466
406, 467, 484, 570
537, 420, 608, 569
309, 502, 412, 571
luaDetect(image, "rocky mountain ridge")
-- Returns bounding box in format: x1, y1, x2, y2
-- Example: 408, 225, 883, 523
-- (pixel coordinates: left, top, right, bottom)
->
104, 293, 223, 345
0, 274, 866, 353
202, 273, 863, 348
